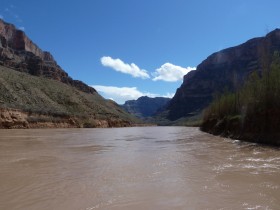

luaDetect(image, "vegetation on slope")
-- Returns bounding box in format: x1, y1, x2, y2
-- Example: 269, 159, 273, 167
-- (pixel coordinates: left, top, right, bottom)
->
201, 52, 280, 145
0, 66, 139, 128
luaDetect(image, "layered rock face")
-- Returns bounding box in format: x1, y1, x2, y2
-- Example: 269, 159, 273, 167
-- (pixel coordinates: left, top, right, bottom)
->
0, 107, 133, 129
122, 96, 171, 118
0, 19, 95, 94
166, 29, 280, 121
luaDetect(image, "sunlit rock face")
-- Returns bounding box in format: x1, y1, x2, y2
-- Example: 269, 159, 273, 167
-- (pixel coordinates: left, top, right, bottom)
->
0, 19, 95, 94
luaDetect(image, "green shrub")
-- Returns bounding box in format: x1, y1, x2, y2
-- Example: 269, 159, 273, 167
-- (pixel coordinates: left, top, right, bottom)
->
203, 51, 280, 135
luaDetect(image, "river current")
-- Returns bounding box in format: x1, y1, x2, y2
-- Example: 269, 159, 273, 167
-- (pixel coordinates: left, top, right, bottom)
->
0, 127, 279, 210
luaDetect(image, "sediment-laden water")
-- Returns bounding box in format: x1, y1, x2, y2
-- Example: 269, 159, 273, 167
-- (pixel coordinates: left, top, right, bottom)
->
0, 127, 279, 210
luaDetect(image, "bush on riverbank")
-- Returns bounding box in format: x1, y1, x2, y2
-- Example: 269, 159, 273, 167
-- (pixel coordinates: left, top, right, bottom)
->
201, 52, 280, 145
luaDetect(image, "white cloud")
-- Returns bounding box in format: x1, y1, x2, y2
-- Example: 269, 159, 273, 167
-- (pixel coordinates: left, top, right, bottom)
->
92, 85, 173, 104
101, 56, 150, 79
19, 26, 25, 31
152, 63, 196, 82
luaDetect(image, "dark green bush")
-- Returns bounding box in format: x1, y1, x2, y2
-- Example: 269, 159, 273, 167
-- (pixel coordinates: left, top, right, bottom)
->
202, 52, 280, 137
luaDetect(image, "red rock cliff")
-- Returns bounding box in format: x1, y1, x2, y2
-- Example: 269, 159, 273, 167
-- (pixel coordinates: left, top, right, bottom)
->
0, 19, 95, 94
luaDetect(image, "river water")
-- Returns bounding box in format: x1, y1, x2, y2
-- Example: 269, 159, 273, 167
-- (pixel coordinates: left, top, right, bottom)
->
0, 127, 279, 210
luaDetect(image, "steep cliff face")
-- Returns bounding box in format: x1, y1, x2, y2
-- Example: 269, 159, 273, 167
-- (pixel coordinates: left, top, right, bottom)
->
0, 19, 139, 128
0, 20, 46, 58
0, 19, 95, 94
166, 29, 280, 121
122, 96, 171, 118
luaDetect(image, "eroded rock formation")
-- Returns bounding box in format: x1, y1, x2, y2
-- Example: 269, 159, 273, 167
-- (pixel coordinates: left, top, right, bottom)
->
0, 19, 95, 94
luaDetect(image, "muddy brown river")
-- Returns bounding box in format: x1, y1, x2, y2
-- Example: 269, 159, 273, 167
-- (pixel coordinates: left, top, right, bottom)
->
0, 127, 279, 210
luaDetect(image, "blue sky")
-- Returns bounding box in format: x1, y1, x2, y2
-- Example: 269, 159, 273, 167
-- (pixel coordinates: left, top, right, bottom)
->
1, 0, 280, 104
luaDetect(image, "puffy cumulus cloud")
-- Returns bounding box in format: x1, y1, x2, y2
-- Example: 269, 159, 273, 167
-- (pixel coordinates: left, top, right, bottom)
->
101, 56, 150, 79
152, 63, 196, 82
92, 85, 173, 105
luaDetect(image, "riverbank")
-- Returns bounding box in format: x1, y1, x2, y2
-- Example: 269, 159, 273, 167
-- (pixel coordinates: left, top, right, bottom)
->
200, 115, 280, 146
0, 108, 135, 128
200, 52, 280, 146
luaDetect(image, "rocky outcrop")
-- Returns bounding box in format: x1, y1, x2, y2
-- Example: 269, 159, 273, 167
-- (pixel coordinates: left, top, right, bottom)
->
122, 96, 171, 118
0, 108, 133, 129
0, 20, 45, 58
165, 29, 280, 121
0, 108, 29, 128
0, 19, 95, 94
